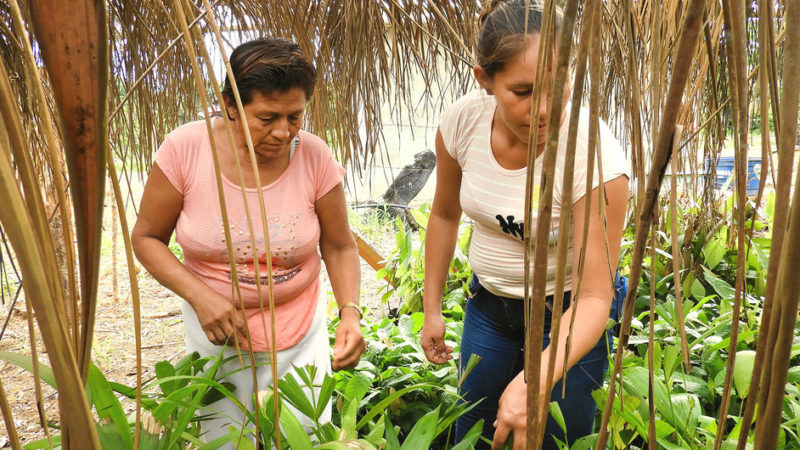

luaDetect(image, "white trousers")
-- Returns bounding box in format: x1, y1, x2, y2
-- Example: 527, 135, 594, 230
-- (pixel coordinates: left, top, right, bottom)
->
181, 293, 331, 449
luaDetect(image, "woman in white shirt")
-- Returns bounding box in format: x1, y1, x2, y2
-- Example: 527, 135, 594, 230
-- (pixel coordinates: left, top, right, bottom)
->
420, 1, 630, 448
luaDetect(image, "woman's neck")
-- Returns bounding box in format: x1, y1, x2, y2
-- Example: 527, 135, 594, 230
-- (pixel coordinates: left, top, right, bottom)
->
212, 118, 289, 188
490, 112, 546, 170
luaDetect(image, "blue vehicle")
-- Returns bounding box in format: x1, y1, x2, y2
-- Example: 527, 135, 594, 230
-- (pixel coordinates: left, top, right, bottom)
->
710, 156, 763, 196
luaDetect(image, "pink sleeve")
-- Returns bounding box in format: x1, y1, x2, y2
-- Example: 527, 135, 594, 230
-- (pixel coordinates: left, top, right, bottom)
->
153, 135, 187, 196
313, 140, 345, 200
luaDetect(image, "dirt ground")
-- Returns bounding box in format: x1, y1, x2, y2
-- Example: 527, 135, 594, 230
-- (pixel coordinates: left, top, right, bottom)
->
0, 203, 395, 447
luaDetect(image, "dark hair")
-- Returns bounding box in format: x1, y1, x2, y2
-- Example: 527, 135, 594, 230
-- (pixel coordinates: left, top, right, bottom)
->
476, 0, 563, 78
221, 38, 316, 105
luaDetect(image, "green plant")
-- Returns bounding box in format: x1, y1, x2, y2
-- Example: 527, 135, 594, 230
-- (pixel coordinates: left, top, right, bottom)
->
7, 350, 238, 449
348, 205, 397, 243
4, 308, 483, 449
599, 267, 800, 447
250, 364, 483, 449
594, 189, 800, 449
377, 203, 472, 315
326, 309, 483, 445
213, 310, 483, 448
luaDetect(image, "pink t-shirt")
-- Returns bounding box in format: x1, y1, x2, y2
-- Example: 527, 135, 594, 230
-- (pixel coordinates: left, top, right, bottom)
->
154, 120, 345, 351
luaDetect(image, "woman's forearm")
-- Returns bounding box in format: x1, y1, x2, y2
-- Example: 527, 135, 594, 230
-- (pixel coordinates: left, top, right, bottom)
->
422, 212, 461, 315
321, 243, 361, 311
541, 294, 611, 387
424, 129, 464, 317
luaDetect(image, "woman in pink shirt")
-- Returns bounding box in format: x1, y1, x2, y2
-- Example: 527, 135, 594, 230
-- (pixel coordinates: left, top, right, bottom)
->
132, 38, 364, 447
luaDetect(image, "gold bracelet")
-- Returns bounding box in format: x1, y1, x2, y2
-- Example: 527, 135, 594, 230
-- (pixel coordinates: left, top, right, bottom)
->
338, 302, 362, 320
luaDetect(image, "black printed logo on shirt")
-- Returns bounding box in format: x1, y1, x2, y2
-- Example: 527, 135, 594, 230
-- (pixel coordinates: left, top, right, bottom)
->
496, 214, 525, 240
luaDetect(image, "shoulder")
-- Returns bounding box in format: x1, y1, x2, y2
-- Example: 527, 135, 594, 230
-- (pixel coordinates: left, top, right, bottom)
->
156, 120, 209, 165
555, 107, 631, 204
154, 120, 209, 193
294, 131, 344, 196
163, 120, 208, 147
295, 130, 335, 162
569, 107, 628, 164
296, 130, 329, 150
440, 89, 494, 126
596, 114, 630, 173
439, 90, 494, 157
295, 130, 342, 173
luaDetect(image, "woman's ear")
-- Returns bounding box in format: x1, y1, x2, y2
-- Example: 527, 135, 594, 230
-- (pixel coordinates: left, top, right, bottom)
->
473, 65, 493, 95
222, 96, 236, 121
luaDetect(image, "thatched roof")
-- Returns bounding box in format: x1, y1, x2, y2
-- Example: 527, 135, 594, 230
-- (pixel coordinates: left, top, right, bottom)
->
3, 0, 777, 190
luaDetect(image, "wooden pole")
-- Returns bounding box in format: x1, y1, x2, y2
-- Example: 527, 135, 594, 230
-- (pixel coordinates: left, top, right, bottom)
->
596, 1, 706, 446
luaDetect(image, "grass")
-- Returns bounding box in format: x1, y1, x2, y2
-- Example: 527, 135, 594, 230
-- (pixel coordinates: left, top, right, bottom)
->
348, 204, 398, 244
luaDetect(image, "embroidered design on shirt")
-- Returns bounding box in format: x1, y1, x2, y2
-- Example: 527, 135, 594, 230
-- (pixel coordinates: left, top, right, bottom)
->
216, 212, 305, 285
231, 266, 301, 285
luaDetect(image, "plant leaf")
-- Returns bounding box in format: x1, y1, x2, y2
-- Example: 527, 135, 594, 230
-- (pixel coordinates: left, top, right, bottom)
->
341, 373, 373, 438
733, 350, 757, 398
356, 383, 438, 429
316, 440, 379, 449
88, 364, 132, 449
155, 360, 177, 397
383, 414, 401, 449
701, 265, 736, 299
399, 407, 439, 450
0, 351, 57, 388
278, 372, 316, 420
279, 404, 313, 450
703, 229, 726, 270
549, 401, 567, 436
316, 371, 337, 420
450, 419, 485, 450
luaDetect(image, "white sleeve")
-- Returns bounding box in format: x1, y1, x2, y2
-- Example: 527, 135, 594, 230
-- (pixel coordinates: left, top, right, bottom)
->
570, 117, 630, 204
438, 99, 463, 162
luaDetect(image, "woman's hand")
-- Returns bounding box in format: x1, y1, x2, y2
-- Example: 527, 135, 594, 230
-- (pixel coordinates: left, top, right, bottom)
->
188, 289, 247, 346
332, 309, 366, 370
317, 183, 364, 370
492, 372, 549, 450
421, 314, 453, 364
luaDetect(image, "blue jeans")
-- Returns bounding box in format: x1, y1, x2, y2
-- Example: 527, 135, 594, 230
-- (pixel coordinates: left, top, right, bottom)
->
455, 274, 627, 449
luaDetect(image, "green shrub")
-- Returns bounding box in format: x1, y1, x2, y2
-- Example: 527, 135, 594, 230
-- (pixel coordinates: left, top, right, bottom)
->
377, 203, 472, 315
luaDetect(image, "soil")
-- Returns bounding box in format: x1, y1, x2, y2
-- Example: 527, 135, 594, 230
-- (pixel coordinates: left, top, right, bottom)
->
0, 203, 396, 447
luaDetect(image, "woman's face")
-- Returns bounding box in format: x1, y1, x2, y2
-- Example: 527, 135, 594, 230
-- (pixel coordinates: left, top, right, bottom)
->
475, 36, 570, 150
226, 87, 306, 162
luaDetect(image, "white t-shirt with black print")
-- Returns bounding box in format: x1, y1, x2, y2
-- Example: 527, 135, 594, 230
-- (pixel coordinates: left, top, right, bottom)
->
438, 89, 631, 299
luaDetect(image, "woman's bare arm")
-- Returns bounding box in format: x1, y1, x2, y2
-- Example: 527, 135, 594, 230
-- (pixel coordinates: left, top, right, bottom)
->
132, 164, 245, 345
421, 129, 464, 364
317, 183, 365, 370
